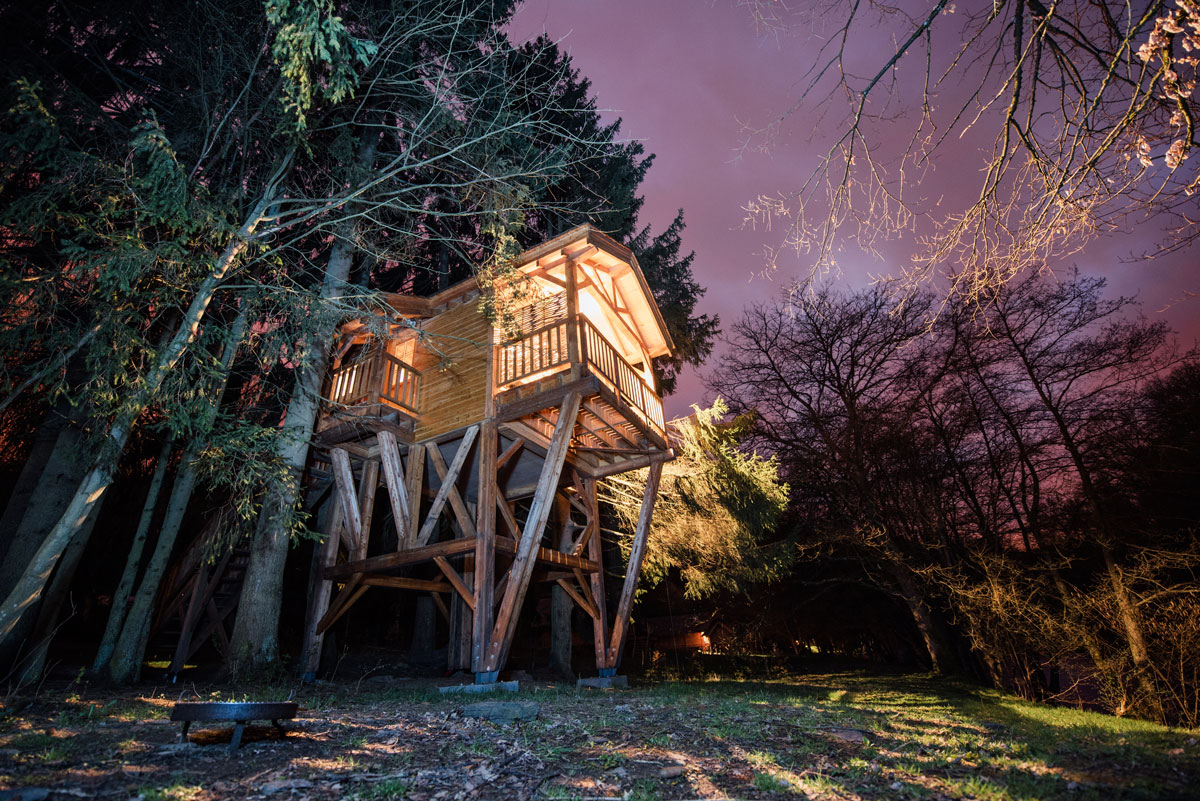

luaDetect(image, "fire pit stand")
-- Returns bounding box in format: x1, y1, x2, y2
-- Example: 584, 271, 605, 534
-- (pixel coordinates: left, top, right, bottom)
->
170, 701, 299, 752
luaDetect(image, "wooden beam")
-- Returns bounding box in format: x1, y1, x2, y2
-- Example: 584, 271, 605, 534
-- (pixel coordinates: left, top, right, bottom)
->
526, 244, 597, 281
587, 449, 672, 480
496, 438, 524, 470
493, 537, 598, 572
495, 483, 522, 544
565, 259, 580, 382
483, 391, 581, 672
496, 375, 600, 424
360, 575, 450, 593
431, 591, 450, 623
377, 430, 411, 538
355, 459, 380, 560
435, 556, 475, 611
323, 537, 478, 579
316, 581, 369, 634
414, 426, 478, 546
606, 459, 663, 669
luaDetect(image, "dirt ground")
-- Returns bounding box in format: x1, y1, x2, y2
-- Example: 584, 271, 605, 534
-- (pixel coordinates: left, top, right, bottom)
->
0, 669, 1196, 801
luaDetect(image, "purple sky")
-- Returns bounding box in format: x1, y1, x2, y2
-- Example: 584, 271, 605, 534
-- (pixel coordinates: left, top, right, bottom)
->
508, 1, 1199, 419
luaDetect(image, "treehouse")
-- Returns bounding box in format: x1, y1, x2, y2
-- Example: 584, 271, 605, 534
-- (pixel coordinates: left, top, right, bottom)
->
299, 225, 674, 685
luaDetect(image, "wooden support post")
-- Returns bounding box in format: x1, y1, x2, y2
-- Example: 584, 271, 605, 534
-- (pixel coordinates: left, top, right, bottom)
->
606, 459, 663, 670
330, 449, 363, 547
300, 494, 344, 677
472, 421, 497, 674
583, 478, 610, 671
404, 443, 426, 547
565, 258, 580, 381
377, 430, 411, 539
314, 449, 375, 637
482, 391, 581, 675
415, 427, 478, 546
356, 459, 380, 559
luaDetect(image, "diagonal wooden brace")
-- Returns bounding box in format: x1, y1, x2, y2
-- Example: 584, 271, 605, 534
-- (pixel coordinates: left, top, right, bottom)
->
415, 426, 478, 546
482, 392, 581, 673
606, 459, 664, 669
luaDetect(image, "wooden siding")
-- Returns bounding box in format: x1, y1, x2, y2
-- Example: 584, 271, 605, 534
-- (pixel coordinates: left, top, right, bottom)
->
413, 301, 491, 441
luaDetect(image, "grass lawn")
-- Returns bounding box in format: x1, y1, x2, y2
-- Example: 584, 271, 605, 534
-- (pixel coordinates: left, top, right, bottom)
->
0, 669, 1195, 799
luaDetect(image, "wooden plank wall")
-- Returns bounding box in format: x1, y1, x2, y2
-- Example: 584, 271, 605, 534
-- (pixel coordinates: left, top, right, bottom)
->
413, 301, 491, 441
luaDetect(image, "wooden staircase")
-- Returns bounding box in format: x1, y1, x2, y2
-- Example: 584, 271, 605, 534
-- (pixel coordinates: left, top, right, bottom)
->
148, 524, 251, 678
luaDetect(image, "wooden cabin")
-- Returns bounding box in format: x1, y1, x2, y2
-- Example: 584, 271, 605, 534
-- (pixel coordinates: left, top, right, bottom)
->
300, 225, 674, 684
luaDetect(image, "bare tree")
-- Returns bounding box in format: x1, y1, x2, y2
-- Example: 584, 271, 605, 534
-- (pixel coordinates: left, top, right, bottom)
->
742, 0, 1200, 305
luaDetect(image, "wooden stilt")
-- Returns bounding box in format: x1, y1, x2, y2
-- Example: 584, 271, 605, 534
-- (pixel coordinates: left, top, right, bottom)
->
404, 444, 426, 547
482, 392, 581, 675
356, 459, 380, 559
472, 421, 497, 673
377, 430, 411, 539
300, 493, 345, 677
584, 478, 610, 671
330, 449, 363, 547
606, 459, 663, 669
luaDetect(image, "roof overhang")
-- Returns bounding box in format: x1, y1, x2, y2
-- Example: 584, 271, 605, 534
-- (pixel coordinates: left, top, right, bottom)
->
513, 225, 676, 359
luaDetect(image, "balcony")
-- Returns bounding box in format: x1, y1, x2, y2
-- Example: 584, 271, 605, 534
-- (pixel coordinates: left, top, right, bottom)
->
495, 314, 665, 439
326, 345, 422, 417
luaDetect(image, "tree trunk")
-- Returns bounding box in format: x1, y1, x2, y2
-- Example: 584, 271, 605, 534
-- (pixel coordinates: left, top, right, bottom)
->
0, 404, 90, 599
91, 437, 174, 674
0, 222, 258, 652
12, 503, 102, 686
889, 563, 958, 674
1102, 546, 1164, 720
227, 234, 355, 674
105, 307, 247, 684
410, 596, 435, 654
0, 406, 93, 673
549, 507, 574, 677
549, 585, 573, 677
0, 402, 72, 563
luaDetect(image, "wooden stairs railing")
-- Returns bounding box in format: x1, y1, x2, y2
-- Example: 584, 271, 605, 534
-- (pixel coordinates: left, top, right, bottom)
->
149, 526, 252, 678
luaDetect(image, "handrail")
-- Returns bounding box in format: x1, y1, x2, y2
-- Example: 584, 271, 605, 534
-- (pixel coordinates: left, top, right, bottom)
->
494, 317, 571, 387
494, 313, 665, 438
578, 316, 665, 436
326, 346, 421, 417
380, 352, 420, 415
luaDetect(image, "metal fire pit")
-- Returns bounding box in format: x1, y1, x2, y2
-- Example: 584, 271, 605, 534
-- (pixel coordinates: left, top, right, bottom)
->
170, 701, 298, 752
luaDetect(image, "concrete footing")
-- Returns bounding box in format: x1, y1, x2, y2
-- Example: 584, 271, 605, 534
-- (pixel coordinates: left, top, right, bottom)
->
438, 680, 520, 695
577, 675, 629, 689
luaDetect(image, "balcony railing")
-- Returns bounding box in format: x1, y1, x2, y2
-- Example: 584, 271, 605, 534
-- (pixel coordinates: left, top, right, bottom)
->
495, 315, 665, 437
326, 346, 421, 417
